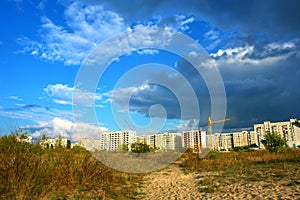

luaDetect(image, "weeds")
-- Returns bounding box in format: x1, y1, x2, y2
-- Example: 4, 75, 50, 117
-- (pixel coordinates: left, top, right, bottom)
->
0, 135, 143, 199
180, 148, 300, 194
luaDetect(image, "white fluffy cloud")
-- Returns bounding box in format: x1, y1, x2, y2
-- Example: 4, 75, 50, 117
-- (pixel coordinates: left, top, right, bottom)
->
44, 83, 102, 106
19, 2, 126, 65
210, 41, 298, 65
24, 117, 107, 141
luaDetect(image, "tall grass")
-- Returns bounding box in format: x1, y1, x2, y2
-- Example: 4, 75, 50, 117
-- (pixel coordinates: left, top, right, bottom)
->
180, 149, 300, 171
179, 149, 300, 193
0, 135, 143, 199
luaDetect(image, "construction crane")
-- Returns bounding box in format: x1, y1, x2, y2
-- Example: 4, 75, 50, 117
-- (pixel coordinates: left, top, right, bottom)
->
207, 116, 231, 149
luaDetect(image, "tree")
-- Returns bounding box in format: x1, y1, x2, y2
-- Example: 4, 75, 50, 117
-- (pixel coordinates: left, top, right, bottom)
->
66, 140, 71, 149
130, 142, 154, 154
261, 131, 286, 153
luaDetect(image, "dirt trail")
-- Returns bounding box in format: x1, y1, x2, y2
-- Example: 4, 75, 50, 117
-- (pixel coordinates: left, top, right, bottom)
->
137, 162, 200, 200
137, 161, 300, 200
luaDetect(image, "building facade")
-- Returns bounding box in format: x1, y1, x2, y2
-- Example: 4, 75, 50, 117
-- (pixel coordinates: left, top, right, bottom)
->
39, 137, 68, 149
163, 132, 182, 151
232, 131, 248, 148
100, 130, 136, 151
182, 130, 206, 152
254, 118, 298, 148
206, 133, 221, 151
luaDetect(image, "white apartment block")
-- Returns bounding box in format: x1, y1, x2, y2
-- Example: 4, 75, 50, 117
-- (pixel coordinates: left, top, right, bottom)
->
149, 134, 164, 150
163, 132, 182, 151
136, 135, 151, 144
254, 118, 299, 148
206, 133, 221, 151
100, 130, 136, 151
144, 133, 182, 151
293, 124, 300, 148
248, 131, 259, 147
182, 130, 206, 152
39, 138, 68, 149
219, 133, 233, 151
207, 131, 251, 151
232, 131, 248, 148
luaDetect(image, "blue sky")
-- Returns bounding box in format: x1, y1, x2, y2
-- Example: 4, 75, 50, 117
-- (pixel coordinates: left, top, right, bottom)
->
0, 0, 299, 141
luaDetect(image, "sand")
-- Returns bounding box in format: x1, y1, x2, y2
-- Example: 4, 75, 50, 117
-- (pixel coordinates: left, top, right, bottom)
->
137, 161, 300, 200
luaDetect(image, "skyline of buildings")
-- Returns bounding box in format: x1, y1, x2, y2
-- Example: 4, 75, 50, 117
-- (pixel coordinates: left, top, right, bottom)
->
15, 118, 300, 152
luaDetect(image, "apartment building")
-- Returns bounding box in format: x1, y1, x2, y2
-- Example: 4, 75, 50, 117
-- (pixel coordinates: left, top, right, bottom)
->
163, 132, 182, 151
232, 131, 248, 148
100, 130, 136, 151
149, 134, 164, 150
293, 124, 300, 148
207, 131, 252, 151
39, 137, 68, 149
136, 134, 151, 144
182, 130, 206, 152
219, 133, 233, 151
206, 133, 221, 151
147, 133, 182, 151
248, 131, 259, 147
254, 118, 298, 148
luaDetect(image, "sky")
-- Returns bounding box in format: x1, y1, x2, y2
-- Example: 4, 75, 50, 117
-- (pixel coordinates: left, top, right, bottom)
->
0, 0, 299, 141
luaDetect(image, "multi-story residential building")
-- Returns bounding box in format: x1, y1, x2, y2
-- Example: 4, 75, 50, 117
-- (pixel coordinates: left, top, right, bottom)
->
39, 137, 68, 149
149, 134, 164, 150
100, 130, 136, 151
219, 133, 233, 151
293, 123, 300, 148
163, 132, 182, 151
182, 130, 206, 152
254, 118, 298, 148
206, 133, 221, 150
136, 135, 151, 144
147, 133, 181, 151
248, 131, 259, 147
232, 131, 248, 148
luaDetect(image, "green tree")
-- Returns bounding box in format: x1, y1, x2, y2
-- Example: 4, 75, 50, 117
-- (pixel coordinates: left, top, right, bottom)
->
120, 144, 129, 151
261, 131, 286, 153
130, 142, 154, 154
66, 140, 71, 149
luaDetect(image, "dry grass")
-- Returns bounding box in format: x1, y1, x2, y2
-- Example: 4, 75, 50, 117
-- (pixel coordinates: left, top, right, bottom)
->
1, 134, 299, 198
0, 135, 144, 199
179, 149, 300, 193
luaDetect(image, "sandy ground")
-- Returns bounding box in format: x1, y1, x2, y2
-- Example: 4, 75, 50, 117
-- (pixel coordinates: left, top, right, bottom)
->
137, 162, 300, 200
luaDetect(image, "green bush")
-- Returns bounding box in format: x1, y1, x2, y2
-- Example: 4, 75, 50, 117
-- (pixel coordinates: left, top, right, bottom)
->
261, 131, 286, 153
130, 142, 154, 153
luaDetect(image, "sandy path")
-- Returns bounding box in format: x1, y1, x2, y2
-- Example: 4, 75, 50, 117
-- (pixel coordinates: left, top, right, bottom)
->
138, 162, 300, 200
138, 161, 200, 200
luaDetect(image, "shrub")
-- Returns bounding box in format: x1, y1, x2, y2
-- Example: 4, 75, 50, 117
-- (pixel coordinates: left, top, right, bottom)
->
130, 142, 154, 154
261, 131, 286, 153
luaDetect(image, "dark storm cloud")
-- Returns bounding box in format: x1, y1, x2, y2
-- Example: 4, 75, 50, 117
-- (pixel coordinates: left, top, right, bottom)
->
98, 0, 300, 38
223, 53, 300, 129
87, 0, 300, 131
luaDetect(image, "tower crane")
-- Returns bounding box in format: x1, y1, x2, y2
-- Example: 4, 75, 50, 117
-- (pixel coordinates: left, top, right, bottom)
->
207, 116, 231, 149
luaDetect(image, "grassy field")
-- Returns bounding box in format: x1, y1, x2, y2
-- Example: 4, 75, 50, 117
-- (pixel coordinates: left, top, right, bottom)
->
0, 135, 144, 199
179, 148, 300, 193
1, 135, 299, 199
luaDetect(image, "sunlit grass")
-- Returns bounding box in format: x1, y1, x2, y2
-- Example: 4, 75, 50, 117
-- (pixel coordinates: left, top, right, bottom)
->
0, 135, 143, 199
179, 148, 300, 193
